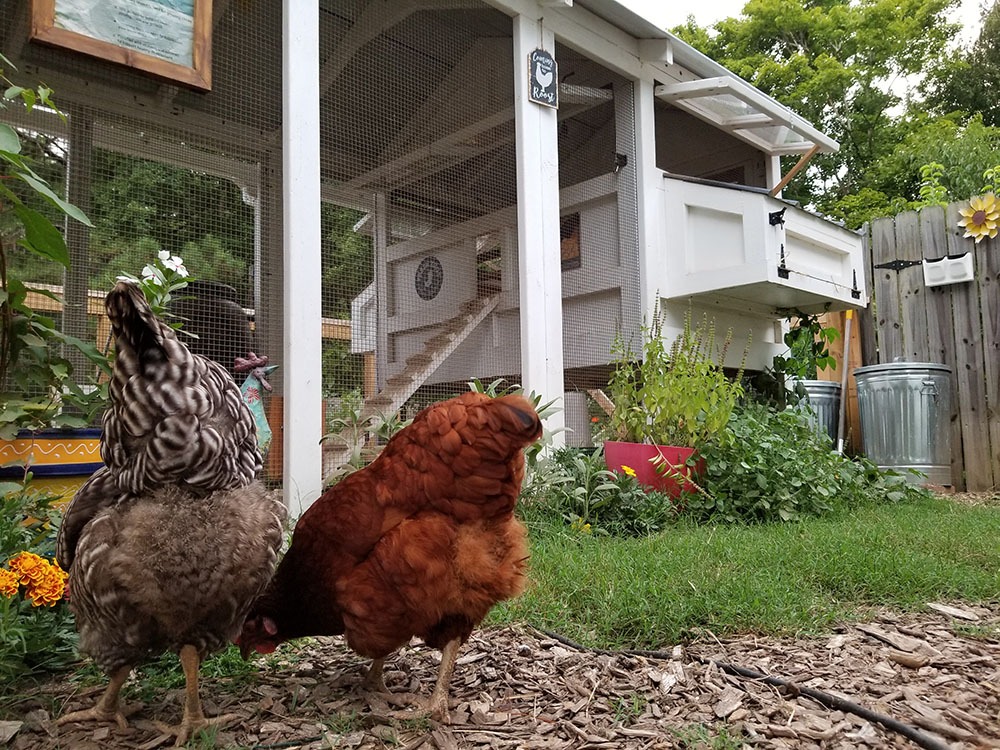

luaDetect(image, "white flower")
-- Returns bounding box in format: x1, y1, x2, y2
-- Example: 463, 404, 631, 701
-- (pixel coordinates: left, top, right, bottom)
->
158, 249, 171, 261
141, 264, 163, 285
162, 254, 189, 277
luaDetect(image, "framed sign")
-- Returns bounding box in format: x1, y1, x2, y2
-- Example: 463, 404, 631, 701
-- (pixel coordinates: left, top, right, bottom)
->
528, 48, 557, 109
30, 0, 213, 91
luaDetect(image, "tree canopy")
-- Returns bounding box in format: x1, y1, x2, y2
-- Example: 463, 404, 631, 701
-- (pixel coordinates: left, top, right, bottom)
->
672, 0, 1000, 227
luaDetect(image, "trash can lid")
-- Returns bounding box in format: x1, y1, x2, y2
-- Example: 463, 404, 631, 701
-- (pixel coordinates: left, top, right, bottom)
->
853, 362, 952, 375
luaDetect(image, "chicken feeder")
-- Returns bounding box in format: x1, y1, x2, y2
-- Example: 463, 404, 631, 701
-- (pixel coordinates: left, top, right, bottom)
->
853, 362, 952, 485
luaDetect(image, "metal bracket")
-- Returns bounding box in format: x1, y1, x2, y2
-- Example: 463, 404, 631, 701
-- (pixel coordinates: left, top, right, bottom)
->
769, 208, 786, 226
777, 243, 789, 279
873, 258, 922, 272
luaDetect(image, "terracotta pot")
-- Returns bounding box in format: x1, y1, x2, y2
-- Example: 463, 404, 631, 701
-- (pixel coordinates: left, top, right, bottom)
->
0, 427, 103, 501
603, 440, 704, 497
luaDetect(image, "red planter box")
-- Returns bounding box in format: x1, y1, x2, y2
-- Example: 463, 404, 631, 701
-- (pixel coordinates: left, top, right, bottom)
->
603, 441, 704, 497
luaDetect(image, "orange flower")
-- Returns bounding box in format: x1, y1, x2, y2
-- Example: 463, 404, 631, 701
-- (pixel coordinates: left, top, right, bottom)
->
9, 551, 47, 584
7, 552, 68, 607
0, 568, 18, 598
591, 416, 600, 423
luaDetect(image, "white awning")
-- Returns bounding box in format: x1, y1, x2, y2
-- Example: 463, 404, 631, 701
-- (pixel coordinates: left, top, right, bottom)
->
655, 76, 839, 157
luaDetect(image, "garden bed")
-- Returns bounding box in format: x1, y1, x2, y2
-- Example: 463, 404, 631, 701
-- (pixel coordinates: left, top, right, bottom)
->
6, 602, 999, 750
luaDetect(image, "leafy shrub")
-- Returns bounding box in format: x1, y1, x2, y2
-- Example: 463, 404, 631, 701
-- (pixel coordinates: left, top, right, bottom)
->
688, 402, 929, 524
608, 308, 746, 448
521, 447, 676, 536
0, 482, 77, 685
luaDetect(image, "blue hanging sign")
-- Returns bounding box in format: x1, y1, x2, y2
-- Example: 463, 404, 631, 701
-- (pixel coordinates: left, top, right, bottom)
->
528, 49, 558, 109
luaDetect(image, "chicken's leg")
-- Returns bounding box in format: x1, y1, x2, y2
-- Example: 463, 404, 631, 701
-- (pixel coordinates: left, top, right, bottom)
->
361, 656, 388, 692
425, 638, 461, 724
158, 644, 237, 747
58, 665, 132, 729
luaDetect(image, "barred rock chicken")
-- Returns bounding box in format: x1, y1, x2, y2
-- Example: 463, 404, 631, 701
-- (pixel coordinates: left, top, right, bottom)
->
238, 392, 542, 722
56, 280, 284, 745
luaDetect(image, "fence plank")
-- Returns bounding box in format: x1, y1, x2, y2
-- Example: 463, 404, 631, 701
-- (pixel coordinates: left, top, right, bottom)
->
858, 225, 878, 365
918, 205, 964, 489
895, 211, 928, 361
870, 216, 903, 362
974, 231, 1000, 491
945, 202, 994, 490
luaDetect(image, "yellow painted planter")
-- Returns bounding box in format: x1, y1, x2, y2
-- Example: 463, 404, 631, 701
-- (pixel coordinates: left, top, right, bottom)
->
0, 428, 103, 502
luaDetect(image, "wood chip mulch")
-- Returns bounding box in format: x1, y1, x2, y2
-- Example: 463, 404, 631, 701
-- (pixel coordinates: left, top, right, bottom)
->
4, 603, 999, 750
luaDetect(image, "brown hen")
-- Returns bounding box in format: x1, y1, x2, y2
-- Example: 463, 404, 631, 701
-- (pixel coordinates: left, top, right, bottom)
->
238, 391, 542, 722
56, 281, 284, 746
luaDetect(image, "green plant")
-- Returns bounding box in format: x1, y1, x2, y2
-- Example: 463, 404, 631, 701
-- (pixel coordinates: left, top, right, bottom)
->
0, 484, 77, 685
914, 162, 949, 208
116, 249, 193, 327
607, 307, 746, 448
521, 447, 675, 536
0, 54, 111, 439
690, 402, 927, 524
771, 309, 839, 383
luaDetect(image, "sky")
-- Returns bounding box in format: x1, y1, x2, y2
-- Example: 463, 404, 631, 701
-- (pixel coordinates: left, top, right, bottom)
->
618, 0, 986, 41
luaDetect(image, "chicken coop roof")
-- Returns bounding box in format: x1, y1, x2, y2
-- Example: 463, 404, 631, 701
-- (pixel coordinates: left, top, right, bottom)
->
575, 0, 839, 157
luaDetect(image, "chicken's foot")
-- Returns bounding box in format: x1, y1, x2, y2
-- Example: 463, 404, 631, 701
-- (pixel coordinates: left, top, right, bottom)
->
58, 665, 132, 730
425, 638, 460, 724
155, 644, 237, 747
361, 656, 388, 692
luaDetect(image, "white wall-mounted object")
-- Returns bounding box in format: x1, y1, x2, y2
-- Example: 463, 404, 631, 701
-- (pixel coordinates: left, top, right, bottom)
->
660, 174, 866, 315
923, 253, 974, 287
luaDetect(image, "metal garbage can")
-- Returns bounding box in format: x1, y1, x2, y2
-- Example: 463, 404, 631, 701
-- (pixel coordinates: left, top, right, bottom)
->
794, 379, 842, 444
853, 362, 952, 485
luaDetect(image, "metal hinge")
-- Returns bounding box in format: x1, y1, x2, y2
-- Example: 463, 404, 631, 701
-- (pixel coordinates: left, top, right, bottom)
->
873, 258, 922, 272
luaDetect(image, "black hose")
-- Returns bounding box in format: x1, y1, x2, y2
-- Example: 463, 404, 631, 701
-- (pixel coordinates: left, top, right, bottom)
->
536, 628, 952, 750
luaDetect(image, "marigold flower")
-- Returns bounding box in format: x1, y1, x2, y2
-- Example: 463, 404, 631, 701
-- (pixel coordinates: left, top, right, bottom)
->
9, 551, 46, 583
7, 552, 68, 607
621, 465, 637, 477
0, 568, 19, 598
958, 193, 1000, 243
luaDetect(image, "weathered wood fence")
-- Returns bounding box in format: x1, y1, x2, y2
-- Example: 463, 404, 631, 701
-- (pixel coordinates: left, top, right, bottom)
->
856, 202, 1000, 491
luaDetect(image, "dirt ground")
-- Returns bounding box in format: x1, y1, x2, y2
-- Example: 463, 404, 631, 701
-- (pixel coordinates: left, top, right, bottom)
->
5, 492, 998, 750
4, 601, 999, 750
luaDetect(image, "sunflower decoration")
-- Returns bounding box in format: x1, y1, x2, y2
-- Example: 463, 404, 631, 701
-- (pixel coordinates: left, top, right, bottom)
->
958, 193, 1000, 243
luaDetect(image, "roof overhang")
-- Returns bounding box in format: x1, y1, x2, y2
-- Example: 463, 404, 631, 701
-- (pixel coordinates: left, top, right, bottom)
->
654, 76, 838, 157
571, 0, 840, 157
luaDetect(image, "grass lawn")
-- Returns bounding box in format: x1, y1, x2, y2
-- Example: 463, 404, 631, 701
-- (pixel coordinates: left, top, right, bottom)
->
492, 494, 1000, 649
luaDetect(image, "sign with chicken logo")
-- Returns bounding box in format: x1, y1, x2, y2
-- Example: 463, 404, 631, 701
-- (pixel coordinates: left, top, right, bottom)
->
528, 49, 558, 109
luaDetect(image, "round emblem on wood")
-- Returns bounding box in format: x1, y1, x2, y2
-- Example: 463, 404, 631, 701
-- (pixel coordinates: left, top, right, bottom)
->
415, 256, 444, 301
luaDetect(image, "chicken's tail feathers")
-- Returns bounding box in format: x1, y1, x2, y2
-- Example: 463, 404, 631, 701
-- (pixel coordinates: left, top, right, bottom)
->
105, 280, 168, 350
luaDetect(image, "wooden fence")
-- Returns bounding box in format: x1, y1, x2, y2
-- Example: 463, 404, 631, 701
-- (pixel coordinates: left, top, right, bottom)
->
856, 202, 1000, 491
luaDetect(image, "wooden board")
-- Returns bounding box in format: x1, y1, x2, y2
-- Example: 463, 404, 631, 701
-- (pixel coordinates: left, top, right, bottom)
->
870, 216, 903, 362
945, 202, 993, 490
894, 211, 927, 360
918, 206, 963, 488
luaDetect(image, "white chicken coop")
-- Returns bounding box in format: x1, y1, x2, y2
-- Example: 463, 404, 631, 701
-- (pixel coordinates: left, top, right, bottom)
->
0, 0, 865, 512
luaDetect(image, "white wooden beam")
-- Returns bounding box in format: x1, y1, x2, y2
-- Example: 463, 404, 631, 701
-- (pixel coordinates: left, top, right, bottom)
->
638, 38, 673, 65
512, 15, 565, 443
633, 77, 661, 327
282, 0, 324, 516
318, 0, 481, 96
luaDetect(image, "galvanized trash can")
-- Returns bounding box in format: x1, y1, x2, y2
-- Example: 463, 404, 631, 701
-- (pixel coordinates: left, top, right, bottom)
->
794, 379, 842, 444
854, 362, 952, 485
